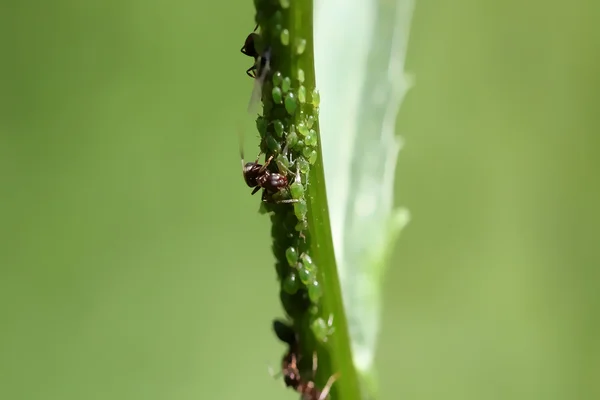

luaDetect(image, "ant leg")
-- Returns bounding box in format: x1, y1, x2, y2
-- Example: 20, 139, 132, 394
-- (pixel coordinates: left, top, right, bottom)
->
246, 66, 257, 78
251, 186, 261, 195
275, 158, 295, 177
261, 189, 269, 203
318, 372, 341, 400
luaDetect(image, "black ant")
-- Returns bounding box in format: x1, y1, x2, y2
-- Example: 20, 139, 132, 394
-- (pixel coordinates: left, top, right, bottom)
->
241, 25, 272, 115
241, 24, 260, 78
272, 320, 340, 400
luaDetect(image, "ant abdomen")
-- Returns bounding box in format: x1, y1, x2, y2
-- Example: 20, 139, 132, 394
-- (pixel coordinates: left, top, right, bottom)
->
259, 172, 288, 192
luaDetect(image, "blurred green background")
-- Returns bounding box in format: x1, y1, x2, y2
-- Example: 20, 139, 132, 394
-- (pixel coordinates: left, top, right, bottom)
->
1, 1, 599, 399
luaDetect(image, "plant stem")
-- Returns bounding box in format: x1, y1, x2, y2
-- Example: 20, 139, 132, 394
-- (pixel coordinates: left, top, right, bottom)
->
252, 0, 361, 398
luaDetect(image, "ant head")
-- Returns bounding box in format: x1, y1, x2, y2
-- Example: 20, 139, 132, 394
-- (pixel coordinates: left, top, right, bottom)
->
243, 161, 262, 188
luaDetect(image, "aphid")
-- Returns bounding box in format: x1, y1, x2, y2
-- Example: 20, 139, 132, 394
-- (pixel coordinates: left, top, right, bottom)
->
240, 24, 260, 78
311, 314, 335, 343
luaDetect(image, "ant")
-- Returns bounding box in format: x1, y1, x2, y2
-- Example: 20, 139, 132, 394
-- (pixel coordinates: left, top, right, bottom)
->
241, 25, 272, 114
239, 126, 297, 204
241, 24, 260, 78
240, 148, 297, 204
272, 320, 340, 400
284, 350, 340, 400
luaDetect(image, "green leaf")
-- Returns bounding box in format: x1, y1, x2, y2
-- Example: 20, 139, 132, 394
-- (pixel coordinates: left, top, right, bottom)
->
315, 0, 415, 396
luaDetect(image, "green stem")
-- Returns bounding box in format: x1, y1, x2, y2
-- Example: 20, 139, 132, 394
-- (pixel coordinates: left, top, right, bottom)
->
252, 0, 361, 399
305, 144, 362, 400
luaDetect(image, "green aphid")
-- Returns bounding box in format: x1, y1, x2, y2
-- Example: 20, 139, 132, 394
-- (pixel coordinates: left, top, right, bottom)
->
298, 85, 306, 104
280, 29, 290, 46
311, 314, 335, 343
293, 139, 305, 151
258, 202, 269, 215
282, 271, 300, 294
282, 77, 291, 93
276, 154, 290, 170
256, 116, 267, 138
301, 253, 314, 268
308, 279, 322, 303
286, 130, 299, 149
272, 86, 283, 104
285, 246, 299, 266
297, 121, 309, 137
273, 120, 284, 138
272, 24, 283, 40
290, 181, 304, 199
271, 10, 284, 25
311, 88, 320, 108
285, 93, 297, 115
306, 115, 315, 129
272, 71, 283, 86
298, 262, 313, 285
295, 219, 308, 232
305, 130, 317, 147
303, 148, 318, 165
297, 68, 305, 83
295, 38, 307, 55
297, 157, 310, 174
293, 199, 308, 220
266, 135, 281, 154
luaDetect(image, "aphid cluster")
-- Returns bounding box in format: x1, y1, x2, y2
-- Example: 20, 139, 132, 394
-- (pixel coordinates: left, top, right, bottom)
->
273, 320, 339, 400
239, 13, 332, 344
239, 1, 337, 397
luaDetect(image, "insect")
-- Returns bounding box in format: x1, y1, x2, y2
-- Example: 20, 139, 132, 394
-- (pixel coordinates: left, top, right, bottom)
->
238, 125, 297, 204
240, 25, 272, 115
284, 351, 339, 400
273, 320, 340, 400
241, 24, 260, 78
240, 149, 296, 204
247, 46, 271, 115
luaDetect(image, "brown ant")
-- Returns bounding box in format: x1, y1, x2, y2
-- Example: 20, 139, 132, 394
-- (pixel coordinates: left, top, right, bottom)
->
240, 144, 296, 204
272, 320, 340, 400
241, 24, 260, 78
284, 351, 340, 400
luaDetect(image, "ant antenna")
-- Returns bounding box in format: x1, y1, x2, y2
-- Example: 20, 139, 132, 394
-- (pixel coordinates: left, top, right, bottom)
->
238, 123, 262, 169
258, 155, 274, 174
238, 125, 246, 169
